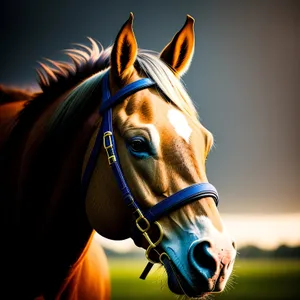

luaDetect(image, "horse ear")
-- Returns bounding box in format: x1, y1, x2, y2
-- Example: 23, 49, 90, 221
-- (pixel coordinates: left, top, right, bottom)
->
110, 13, 138, 83
160, 15, 195, 76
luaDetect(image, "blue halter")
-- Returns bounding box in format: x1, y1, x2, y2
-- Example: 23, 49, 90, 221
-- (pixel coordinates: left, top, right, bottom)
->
81, 71, 219, 278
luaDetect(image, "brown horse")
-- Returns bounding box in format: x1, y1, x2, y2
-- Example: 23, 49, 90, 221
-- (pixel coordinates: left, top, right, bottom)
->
0, 14, 236, 299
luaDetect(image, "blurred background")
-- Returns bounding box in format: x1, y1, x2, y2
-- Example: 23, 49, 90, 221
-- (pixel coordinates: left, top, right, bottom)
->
1, 0, 299, 299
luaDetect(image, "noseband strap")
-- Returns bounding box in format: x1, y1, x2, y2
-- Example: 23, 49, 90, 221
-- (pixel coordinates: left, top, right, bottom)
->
81, 71, 220, 278
145, 183, 218, 223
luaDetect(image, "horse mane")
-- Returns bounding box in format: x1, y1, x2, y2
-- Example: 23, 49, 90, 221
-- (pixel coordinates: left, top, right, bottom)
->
17, 38, 198, 135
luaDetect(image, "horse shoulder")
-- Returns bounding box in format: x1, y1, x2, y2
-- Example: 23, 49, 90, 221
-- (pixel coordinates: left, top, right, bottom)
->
56, 234, 111, 300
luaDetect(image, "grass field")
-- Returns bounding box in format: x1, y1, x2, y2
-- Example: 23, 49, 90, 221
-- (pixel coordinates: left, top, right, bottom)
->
108, 257, 300, 300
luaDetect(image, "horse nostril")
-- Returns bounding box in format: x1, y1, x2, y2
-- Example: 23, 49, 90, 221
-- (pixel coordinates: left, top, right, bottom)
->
188, 240, 218, 279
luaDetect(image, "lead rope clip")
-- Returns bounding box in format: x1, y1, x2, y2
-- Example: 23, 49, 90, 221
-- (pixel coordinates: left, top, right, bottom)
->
134, 210, 164, 280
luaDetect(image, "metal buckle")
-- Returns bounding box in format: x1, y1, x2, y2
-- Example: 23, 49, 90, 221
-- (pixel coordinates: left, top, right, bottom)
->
134, 208, 164, 279
103, 131, 116, 165
159, 252, 170, 264
134, 209, 164, 264
135, 209, 151, 233
145, 221, 164, 264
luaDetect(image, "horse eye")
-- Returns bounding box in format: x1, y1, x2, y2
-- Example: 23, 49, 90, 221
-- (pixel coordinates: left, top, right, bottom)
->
129, 138, 148, 152
126, 137, 155, 159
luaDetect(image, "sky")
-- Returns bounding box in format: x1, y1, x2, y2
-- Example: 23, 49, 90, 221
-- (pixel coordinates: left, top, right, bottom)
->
1, 1, 299, 247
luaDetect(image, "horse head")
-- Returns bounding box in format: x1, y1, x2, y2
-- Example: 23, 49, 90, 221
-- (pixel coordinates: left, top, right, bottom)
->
84, 13, 236, 298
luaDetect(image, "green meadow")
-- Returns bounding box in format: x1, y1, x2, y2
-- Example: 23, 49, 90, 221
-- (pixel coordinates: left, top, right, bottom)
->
108, 258, 300, 300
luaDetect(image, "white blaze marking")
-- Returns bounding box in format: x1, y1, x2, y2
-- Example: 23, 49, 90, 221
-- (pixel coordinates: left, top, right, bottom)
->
165, 214, 232, 251
143, 124, 160, 149
168, 109, 192, 143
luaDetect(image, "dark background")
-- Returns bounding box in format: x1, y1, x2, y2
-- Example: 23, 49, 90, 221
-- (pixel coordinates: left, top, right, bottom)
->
1, 0, 299, 214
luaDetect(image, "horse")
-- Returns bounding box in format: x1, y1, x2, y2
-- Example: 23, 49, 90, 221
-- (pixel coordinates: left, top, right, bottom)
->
0, 13, 236, 299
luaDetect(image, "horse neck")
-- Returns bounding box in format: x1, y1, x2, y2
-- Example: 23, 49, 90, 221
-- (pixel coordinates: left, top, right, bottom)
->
1, 90, 100, 297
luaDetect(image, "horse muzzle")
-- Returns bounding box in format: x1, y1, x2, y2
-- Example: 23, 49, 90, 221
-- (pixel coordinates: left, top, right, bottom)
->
159, 232, 237, 297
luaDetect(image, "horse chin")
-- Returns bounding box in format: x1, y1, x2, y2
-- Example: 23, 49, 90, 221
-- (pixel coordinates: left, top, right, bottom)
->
162, 256, 208, 299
